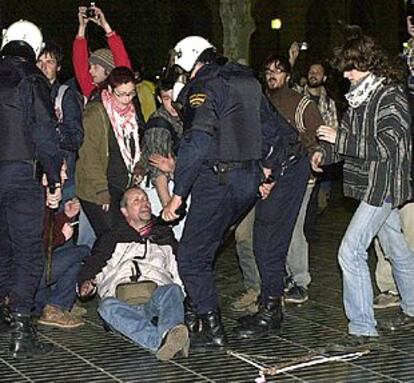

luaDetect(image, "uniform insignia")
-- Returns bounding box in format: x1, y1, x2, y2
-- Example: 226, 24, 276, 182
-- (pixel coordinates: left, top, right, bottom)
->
189, 93, 207, 108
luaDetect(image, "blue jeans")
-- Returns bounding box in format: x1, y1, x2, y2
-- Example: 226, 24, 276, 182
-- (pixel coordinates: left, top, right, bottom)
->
77, 208, 96, 249
98, 284, 185, 352
286, 183, 314, 288
339, 201, 414, 336
34, 245, 90, 313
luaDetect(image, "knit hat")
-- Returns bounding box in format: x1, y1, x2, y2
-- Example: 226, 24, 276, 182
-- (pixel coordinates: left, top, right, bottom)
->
89, 48, 115, 73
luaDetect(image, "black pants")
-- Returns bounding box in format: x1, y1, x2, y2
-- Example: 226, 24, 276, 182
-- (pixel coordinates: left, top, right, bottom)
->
0, 161, 44, 314
253, 155, 311, 303
80, 186, 125, 238
177, 163, 261, 314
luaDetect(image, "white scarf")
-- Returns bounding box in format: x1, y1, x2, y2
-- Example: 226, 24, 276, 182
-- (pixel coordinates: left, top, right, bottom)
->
101, 90, 141, 182
345, 73, 385, 108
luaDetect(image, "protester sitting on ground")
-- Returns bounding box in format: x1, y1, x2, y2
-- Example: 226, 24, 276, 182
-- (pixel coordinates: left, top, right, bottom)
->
76, 67, 146, 238
78, 187, 189, 361
35, 197, 90, 328
72, 5, 131, 99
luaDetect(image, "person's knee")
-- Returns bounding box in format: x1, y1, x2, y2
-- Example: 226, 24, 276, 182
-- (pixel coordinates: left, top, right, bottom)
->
98, 297, 118, 317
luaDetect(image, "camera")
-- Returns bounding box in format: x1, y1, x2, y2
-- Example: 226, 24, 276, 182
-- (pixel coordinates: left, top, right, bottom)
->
86, 2, 96, 18
299, 42, 308, 51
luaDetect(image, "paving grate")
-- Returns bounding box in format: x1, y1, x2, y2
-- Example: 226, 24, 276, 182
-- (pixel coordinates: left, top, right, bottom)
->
1, 184, 414, 382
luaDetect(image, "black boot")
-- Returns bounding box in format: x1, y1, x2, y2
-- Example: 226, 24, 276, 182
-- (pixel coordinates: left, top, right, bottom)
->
0, 302, 12, 333
236, 296, 283, 339
184, 297, 201, 333
191, 311, 227, 348
9, 313, 54, 359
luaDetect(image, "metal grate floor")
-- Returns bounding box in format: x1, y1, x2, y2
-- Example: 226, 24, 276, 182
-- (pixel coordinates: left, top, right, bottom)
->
1, 183, 414, 382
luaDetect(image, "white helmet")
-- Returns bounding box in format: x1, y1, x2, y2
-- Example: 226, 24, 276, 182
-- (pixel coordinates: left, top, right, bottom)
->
173, 36, 214, 73
1, 20, 44, 59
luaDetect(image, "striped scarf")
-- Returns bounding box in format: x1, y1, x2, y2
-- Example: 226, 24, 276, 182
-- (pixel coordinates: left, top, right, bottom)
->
101, 89, 141, 180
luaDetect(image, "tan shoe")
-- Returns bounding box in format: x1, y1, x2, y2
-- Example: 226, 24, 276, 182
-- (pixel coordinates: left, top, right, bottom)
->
38, 304, 85, 329
156, 324, 189, 361
231, 289, 259, 311
70, 304, 87, 318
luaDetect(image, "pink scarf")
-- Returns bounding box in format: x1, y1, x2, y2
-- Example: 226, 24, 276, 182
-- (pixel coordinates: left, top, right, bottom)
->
101, 89, 141, 182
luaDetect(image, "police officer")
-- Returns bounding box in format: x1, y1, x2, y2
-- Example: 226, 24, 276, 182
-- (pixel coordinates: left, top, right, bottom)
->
162, 36, 290, 348
0, 20, 62, 358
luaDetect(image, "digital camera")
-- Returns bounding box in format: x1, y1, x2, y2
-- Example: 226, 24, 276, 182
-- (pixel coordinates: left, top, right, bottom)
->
86, 2, 96, 18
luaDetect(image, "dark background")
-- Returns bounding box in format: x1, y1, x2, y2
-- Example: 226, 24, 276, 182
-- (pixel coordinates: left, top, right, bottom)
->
0, 0, 410, 82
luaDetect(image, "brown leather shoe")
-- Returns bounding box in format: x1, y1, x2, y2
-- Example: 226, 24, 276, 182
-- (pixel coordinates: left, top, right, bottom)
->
38, 304, 85, 329
156, 324, 189, 361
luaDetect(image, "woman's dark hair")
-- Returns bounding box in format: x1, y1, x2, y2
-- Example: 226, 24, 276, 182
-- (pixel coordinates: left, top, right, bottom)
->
106, 66, 136, 88
332, 25, 406, 84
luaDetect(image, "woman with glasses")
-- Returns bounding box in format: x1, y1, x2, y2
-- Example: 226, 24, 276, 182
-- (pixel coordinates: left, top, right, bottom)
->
76, 66, 145, 237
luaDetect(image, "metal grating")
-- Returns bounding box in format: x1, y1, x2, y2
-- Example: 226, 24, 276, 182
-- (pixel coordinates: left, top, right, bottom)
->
1, 183, 414, 382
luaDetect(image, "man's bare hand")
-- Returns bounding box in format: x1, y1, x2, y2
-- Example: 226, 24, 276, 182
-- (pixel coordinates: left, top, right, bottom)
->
62, 223, 74, 241
46, 187, 62, 209
162, 194, 182, 221
79, 279, 96, 298
64, 198, 81, 218
89, 6, 112, 33
317, 125, 337, 144
259, 181, 275, 200
149, 153, 176, 174
311, 151, 324, 173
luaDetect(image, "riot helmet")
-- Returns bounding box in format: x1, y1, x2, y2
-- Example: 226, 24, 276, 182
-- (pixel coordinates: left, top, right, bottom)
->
1, 20, 44, 61
165, 36, 215, 101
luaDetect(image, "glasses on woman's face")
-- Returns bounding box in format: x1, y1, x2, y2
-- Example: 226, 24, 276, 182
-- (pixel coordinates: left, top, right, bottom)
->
113, 89, 137, 98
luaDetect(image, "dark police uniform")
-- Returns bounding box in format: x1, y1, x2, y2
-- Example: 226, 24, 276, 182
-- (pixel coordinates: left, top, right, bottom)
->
0, 55, 61, 315
173, 62, 291, 316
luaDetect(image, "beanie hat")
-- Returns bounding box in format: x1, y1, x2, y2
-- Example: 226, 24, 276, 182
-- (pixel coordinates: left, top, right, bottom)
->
89, 48, 115, 73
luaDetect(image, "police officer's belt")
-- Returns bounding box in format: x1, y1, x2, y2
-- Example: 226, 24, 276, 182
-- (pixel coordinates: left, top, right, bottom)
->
205, 160, 254, 184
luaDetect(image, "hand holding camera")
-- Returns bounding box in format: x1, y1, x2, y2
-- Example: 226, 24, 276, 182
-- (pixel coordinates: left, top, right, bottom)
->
77, 3, 112, 36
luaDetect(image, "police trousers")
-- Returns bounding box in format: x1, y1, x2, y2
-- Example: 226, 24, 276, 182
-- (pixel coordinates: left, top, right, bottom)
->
253, 155, 311, 303
0, 161, 45, 314
177, 162, 261, 314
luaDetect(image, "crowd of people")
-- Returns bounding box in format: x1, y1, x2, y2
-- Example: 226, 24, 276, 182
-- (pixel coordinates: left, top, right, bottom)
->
1, 4, 414, 362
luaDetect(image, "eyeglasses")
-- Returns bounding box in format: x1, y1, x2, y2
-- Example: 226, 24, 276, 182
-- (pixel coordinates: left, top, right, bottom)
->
113, 89, 137, 98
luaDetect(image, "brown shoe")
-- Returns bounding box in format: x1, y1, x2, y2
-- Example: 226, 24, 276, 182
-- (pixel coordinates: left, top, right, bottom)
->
231, 289, 259, 311
70, 304, 88, 318
38, 305, 85, 329
156, 324, 189, 361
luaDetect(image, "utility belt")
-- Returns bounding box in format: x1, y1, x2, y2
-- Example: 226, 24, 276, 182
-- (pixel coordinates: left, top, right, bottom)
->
205, 160, 256, 184
0, 159, 43, 182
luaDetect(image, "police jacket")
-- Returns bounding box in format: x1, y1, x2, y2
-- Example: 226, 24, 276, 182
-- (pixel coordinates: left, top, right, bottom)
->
173, 62, 298, 197
0, 55, 61, 184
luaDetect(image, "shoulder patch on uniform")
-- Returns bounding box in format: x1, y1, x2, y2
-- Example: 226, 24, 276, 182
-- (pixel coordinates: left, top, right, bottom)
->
189, 93, 207, 108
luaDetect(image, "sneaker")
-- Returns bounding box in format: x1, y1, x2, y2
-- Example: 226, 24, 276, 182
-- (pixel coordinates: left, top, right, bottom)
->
38, 304, 85, 329
379, 310, 414, 331
373, 292, 400, 309
156, 324, 189, 361
283, 276, 295, 293
284, 284, 308, 304
231, 289, 259, 311
326, 334, 379, 352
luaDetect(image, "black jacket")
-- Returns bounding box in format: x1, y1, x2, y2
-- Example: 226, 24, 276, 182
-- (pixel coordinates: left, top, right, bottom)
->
0, 55, 61, 184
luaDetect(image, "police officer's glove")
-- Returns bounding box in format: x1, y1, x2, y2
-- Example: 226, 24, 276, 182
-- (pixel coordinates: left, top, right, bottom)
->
96, 190, 111, 205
